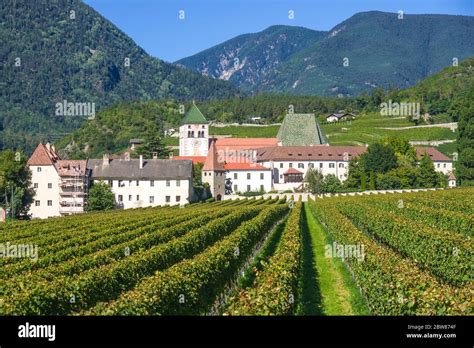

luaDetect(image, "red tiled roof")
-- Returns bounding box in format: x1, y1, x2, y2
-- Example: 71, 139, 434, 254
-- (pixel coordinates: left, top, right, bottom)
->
27, 143, 59, 166
172, 156, 206, 164
224, 162, 270, 171
448, 173, 456, 180
203, 140, 225, 171
415, 147, 451, 162
55, 160, 88, 177
215, 137, 279, 152
284, 168, 303, 175
256, 145, 367, 161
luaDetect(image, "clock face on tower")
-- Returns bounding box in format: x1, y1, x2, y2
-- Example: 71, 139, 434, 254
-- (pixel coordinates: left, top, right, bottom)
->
191, 139, 201, 148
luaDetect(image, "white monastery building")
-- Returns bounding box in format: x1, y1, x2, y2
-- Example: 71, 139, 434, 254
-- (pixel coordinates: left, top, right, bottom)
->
87, 155, 193, 209
27, 104, 456, 218
27, 145, 192, 219
173, 105, 456, 197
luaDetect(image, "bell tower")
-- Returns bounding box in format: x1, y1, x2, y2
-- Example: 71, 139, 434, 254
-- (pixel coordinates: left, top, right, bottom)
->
179, 102, 209, 157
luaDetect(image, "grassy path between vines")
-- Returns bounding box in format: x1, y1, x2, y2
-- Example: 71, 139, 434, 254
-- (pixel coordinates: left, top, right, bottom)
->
299, 203, 369, 315
237, 218, 287, 289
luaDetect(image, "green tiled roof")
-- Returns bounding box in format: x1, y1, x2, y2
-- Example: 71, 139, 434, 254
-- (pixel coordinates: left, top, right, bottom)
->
277, 113, 327, 146
181, 104, 208, 125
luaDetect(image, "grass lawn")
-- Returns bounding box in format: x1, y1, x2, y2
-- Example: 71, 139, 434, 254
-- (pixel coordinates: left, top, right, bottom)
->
299, 203, 369, 315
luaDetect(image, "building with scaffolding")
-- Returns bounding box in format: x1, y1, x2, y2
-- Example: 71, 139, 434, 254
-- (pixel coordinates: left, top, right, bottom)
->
27, 143, 90, 219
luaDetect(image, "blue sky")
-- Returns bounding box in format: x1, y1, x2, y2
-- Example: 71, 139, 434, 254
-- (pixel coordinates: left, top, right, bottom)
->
83, 0, 473, 62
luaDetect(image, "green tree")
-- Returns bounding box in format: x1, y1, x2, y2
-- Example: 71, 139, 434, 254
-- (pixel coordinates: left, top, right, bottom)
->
369, 170, 376, 190
360, 143, 398, 174
382, 137, 417, 162
323, 174, 342, 193
416, 153, 439, 188
457, 97, 474, 185
361, 171, 367, 191
0, 150, 33, 218
191, 163, 209, 200
385, 165, 418, 188
305, 168, 324, 194
376, 172, 402, 189
86, 182, 116, 212
133, 131, 169, 159
344, 158, 362, 189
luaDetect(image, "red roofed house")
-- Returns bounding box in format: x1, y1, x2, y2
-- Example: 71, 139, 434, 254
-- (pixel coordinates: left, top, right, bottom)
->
415, 147, 453, 175
27, 143, 90, 219
223, 160, 272, 194
283, 168, 304, 184
214, 137, 279, 153
448, 173, 457, 188
202, 140, 225, 200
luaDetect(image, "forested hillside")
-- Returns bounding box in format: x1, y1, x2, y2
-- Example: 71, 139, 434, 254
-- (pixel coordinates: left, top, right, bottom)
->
0, 0, 240, 152
391, 57, 473, 185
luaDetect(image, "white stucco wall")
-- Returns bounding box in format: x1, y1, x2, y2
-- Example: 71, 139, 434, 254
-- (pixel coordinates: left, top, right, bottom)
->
262, 160, 350, 183
433, 161, 452, 175
326, 116, 339, 122
29, 165, 61, 219
94, 179, 191, 208
226, 170, 272, 194
179, 124, 209, 157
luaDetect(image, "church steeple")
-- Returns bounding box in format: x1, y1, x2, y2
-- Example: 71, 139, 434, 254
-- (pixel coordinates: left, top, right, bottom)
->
178, 102, 209, 157
180, 102, 208, 125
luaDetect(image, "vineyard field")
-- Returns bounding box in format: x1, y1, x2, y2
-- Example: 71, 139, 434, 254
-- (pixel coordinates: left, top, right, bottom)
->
0, 189, 472, 316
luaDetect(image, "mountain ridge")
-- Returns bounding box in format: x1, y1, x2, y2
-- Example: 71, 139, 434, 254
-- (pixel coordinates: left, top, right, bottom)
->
178, 11, 474, 96
176, 25, 326, 90
0, 0, 241, 152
